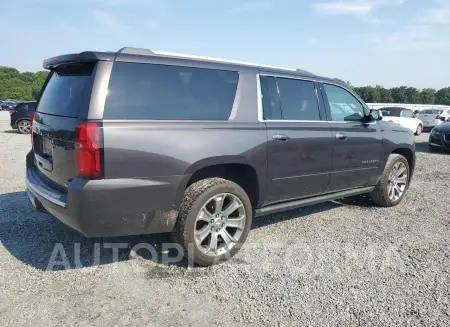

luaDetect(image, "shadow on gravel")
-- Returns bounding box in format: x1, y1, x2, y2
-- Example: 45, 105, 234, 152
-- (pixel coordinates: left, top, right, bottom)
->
0, 191, 181, 271
0, 191, 374, 271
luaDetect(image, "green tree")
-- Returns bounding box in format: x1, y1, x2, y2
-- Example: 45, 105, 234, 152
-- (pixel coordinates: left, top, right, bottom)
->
435, 87, 450, 105
0, 66, 48, 100
390, 87, 408, 103
405, 87, 421, 104
376, 86, 393, 103
420, 88, 436, 104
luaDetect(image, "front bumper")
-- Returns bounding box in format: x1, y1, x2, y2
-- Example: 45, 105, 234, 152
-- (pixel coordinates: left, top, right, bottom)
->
25, 151, 183, 237
429, 133, 450, 150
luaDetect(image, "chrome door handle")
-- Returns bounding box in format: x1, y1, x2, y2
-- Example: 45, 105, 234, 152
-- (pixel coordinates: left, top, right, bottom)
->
335, 133, 347, 140
272, 134, 291, 141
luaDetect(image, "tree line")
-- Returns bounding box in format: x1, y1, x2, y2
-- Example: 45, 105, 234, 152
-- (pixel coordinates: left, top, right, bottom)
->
347, 84, 450, 105
0, 66, 48, 101
1, 65, 449, 105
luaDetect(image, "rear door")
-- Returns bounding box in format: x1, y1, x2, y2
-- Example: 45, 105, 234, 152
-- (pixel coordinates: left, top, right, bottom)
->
320, 82, 383, 191
260, 74, 333, 204
32, 62, 98, 190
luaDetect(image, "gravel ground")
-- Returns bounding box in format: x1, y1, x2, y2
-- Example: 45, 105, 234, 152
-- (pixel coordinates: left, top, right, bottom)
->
0, 111, 449, 326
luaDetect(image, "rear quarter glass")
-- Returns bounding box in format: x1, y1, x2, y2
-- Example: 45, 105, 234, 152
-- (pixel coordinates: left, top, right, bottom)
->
37, 63, 96, 119
103, 62, 239, 120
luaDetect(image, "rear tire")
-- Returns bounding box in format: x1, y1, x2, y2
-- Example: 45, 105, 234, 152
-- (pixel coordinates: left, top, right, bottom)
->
415, 124, 423, 136
370, 154, 410, 207
172, 178, 252, 266
17, 119, 31, 134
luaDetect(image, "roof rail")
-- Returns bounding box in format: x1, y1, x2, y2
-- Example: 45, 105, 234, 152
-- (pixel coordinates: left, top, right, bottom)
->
117, 47, 155, 56
296, 68, 315, 75
116, 47, 315, 75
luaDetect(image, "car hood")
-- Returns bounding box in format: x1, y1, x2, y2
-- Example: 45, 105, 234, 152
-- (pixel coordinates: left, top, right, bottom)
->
434, 122, 450, 133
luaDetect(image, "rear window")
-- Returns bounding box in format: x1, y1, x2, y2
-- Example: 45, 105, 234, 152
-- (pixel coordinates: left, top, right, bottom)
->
37, 63, 95, 118
104, 62, 239, 120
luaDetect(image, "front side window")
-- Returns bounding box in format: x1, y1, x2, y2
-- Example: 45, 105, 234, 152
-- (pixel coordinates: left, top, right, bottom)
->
275, 78, 320, 121
104, 62, 239, 120
323, 84, 366, 122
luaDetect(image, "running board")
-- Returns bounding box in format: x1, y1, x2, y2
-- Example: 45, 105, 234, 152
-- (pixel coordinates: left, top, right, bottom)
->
254, 187, 375, 217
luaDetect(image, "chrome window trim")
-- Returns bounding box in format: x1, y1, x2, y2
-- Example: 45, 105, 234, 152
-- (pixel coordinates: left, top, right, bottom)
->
256, 74, 264, 122
228, 72, 243, 121
257, 74, 377, 125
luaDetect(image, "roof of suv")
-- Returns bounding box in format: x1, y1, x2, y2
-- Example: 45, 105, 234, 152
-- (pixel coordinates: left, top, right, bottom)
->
43, 47, 347, 87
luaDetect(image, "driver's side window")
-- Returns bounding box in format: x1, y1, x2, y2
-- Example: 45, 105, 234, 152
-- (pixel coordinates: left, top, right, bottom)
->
323, 84, 366, 122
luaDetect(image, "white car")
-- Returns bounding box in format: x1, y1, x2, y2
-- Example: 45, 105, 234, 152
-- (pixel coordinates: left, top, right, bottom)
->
379, 107, 423, 135
415, 108, 450, 129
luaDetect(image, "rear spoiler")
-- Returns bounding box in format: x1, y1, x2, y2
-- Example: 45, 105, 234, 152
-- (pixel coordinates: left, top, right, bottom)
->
43, 51, 115, 69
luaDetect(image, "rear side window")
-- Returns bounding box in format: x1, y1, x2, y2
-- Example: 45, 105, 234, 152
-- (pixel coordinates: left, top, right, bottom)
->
16, 103, 26, 110
275, 78, 320, 121
104, 62, 239, 120
37, 63, 95, 118
380, 108, 400, 117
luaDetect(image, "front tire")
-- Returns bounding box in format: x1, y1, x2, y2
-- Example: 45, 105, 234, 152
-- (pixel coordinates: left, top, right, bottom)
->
370, 154, 410, 207
172, 178, 252, 266
415, 124, 423, 136
17, 120, 31, 134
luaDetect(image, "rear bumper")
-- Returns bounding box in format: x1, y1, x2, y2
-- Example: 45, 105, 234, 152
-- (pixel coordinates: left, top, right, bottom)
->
25, 151, 185, 237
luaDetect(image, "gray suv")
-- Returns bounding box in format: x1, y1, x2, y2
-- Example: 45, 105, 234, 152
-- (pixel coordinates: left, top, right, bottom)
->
26, 48, 416, 266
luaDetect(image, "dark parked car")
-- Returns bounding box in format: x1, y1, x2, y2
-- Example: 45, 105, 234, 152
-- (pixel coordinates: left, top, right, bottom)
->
1, 101, 16, 110
26, 48, 416, 266
429, 122, 450, 152
10, 101, 37, 134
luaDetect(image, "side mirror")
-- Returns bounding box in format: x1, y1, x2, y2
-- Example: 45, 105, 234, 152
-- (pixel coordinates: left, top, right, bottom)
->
369, 109, 383, 121
440, 116, 446, 122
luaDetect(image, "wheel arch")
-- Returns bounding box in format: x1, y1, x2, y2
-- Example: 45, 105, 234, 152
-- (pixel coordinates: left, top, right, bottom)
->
177, 159, 264, 209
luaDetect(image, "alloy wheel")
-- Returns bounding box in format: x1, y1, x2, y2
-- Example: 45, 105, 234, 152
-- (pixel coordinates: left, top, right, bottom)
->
387, 162, 408, 201
18, 120, 31, 134
194, 193, 246, 257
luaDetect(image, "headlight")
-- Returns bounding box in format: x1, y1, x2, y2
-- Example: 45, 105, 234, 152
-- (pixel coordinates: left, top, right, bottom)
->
431, 129, 442, 136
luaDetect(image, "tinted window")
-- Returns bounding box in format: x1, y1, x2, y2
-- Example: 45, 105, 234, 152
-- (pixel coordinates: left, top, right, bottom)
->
400, 110, 414, 118
323, 84, 366, 121
380, 109, 397, 116
28, 102, 37, 110
275, 78, 320, 120
37, 63, 95, 118
260, 76, 281, 120
15, 103, 26, 110
104, 62, 239, 120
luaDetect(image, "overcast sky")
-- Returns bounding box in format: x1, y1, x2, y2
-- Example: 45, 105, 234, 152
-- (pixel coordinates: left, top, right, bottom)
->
1, 0, 449, 89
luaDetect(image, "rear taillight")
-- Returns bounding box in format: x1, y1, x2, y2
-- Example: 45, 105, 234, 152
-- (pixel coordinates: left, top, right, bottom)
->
436, 115, 441, 119
387, 120, 394, 123
9, 110, 16, 115
30, 112, 35, 144
75, 122, 103, 179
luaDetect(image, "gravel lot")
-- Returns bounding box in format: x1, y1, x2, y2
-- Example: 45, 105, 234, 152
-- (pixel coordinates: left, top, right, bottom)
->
0, 111, 449, 326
